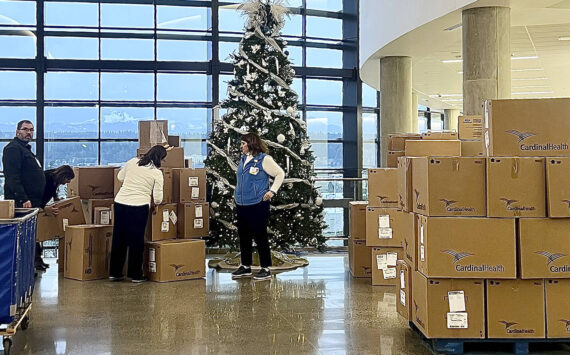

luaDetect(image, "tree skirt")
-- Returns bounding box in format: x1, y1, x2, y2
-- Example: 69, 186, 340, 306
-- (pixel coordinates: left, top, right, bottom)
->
208, 251, 309, 271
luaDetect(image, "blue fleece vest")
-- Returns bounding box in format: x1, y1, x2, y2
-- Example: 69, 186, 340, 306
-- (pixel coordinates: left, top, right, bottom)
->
234, 153, 270, 206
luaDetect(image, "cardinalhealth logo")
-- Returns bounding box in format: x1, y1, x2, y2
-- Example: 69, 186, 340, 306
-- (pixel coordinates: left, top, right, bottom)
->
439, 199, 475, 213
376, 195, 397, 205
506, 129, 568, 152
442, 250, 505, 273
499, 320, 535, 334
500, 198, 536, 212
169, 263, 199, 277
559, 319, 570, 332
535, 251, 569, 273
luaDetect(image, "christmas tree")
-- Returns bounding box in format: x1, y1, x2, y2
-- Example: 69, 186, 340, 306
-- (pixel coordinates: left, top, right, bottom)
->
205, 0, 327, 252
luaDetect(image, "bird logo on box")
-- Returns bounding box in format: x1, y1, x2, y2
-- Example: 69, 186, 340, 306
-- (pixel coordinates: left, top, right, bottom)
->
506, 130, 536, 143
170, 264, 184, 273
535, 251, 567, 265
499, 321, 518, 330
439, 199, 457, 208
562, 200, 570, 210
559, 319, 570, 331
500, 198, 518, 208
442, 250, 473, 264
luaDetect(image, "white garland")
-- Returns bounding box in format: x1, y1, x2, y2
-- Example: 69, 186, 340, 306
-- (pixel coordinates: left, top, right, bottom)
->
207, 141, 238, 171
206, 167, 236, 190
283, 178, 311, 186
239, 47, 291, 91
265, 140, 310, 166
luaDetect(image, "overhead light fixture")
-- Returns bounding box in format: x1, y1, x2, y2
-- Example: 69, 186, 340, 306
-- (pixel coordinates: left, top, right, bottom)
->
458, 71, 463, 74
512, 68, 544, 72
444, 23, 462, 31
442, 99, 463, 102
512, 91, 553, 95
511, 56, 539, 60
512, 77, 548, 81
442, 59, 463, 63
558, 36, 570, 41
512, 85, 549, 89
429, 94, 462, 98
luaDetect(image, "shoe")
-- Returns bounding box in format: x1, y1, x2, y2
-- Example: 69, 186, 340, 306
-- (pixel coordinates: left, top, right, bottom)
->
108, 276, 124, 282
35, 264, 47, 271
131, 278, 147, 283
231, 266, 252, 279
40, 260, 50, 269
253, 268, 271, 281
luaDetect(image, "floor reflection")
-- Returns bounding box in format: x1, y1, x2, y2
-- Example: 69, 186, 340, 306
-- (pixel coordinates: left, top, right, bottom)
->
9, 255, 432, 355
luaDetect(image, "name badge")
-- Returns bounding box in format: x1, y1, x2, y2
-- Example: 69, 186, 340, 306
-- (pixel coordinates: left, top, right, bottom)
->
249, 167, 259, 175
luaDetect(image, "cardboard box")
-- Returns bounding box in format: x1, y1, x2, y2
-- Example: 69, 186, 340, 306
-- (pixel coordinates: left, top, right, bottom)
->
52, 197, 86, 235
545, 279, 570, 338
412, 157, 486, 217
137, 147, 184, 169
402, 212, 417, 269
486, 157, 546, 218
168, 135, 181, 147
485, 98, 570, 157
371, 247, 403, 286
349, 201, 367, 240
405, 140, 461, 157
367, 168, 398, 208
458, 115, 483, 141
348, 237, 372, 278
139, 120, 168, 148
172, 168, 207, 203
36, 210, 62, 242
0, 200, 15, 219
178, 202, 209, 239
397, 157, 417, 212
58, 237, 64, 272
93, 207, 112, 225
412, 271, 485, 339
114, 167, 122, 197
546, 158, 570, 218
518, 218, 570, 279
417, 216, 516, 279
386, 151, 404, 168
396, 260, 412, 321
365, 207, 404, 247
146, 203, 178, 241
460, 141, 485, 157
81, 198, 114, 224
389, 133, 422, 151
421, 131, 458, 140
68, 166, 116, 199
146, 239, 205, 282
64, 225, 113, 281
486, 279, 545, 338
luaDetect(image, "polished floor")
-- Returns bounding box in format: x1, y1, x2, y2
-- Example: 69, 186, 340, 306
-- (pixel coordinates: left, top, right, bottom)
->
8, 255, 432, 355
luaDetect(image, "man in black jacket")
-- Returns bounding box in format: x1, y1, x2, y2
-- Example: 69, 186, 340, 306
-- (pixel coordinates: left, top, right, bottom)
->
2, 120, 47, 270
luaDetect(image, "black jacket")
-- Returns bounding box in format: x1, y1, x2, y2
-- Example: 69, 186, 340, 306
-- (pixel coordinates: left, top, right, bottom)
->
42, 170, 59, 208
2, 137, 46, 208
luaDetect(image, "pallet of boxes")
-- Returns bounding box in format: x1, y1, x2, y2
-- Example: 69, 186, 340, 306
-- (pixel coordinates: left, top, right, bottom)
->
392, 98, 570, 353
135, 120, 208, 283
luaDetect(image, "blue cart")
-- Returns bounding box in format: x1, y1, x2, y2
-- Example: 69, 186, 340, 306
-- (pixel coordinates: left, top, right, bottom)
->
0, 208, 38, 355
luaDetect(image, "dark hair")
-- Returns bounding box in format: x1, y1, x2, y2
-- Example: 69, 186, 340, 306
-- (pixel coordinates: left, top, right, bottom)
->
138, 145, 167, 168
52, 165, 75, 185
241, 132, 268, 155
17, 120, 33, 130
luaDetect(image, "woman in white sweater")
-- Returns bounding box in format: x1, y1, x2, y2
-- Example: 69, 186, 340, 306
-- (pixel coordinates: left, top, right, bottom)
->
109, 145, 166, 283
231, 133, 285, 281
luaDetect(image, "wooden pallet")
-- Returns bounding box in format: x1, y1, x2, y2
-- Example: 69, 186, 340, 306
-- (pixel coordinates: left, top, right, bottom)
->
409, 322, 570, 355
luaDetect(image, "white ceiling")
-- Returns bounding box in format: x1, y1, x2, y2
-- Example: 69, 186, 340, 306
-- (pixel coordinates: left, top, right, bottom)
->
361, 0, 570, 111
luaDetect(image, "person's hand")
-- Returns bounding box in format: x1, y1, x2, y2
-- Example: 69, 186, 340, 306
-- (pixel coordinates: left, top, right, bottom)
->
263, 191, 275, 201
45, 205, 59, 216
22, 200, 32, 208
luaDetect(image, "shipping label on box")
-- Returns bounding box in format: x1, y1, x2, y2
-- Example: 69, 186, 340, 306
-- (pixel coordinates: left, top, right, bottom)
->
486, 279, 545, 338
458, 115, 483, 141
546, 158, 570, 218
365, 207, 404, 247
417, 216, 516, 279
371, 247, 403, 286
367, 168, 398, 208
412, 157, 486, 217
485, 99, 570, 157
396, 260, 413, 321
349, 237, 372, 278
486, 157, 546, 218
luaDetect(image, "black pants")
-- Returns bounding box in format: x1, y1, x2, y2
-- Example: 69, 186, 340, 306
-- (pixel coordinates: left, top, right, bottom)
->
109, 202, 149, 279
237, 200, 272, 268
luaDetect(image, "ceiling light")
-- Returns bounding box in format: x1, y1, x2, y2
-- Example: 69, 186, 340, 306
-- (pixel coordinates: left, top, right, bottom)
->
512, 68, 543, 72
429, 94, 462, 98
458, 71, 463, 74
512, 77, 548, 81
511, 56, 539, 60
443, 56, 538, 64
513, 85, 549, 89
512, 91, 553, 95
442, 59, 463, 63
442, 99, 463, 102
558, 36, 570, 41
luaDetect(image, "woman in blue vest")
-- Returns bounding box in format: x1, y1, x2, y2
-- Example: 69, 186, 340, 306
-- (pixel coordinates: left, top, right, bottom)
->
232, 133, 285, 281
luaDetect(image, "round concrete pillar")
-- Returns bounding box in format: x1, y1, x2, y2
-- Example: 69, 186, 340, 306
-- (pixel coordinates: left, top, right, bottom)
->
380, 56, 412, 166
444, 109, 460, 131
462, 6, 511, 116
411, 92, 419, 133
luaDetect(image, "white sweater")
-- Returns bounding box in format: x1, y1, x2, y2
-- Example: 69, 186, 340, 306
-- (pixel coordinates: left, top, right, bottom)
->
115, 158, 164, 206
244, 154, 285, 193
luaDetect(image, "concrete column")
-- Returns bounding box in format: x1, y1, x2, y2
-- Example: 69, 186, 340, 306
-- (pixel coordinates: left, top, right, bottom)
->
411, 92, 419, 133
462, 6, 511, 116
380, 56, 412, 166
444, 109, 460, 131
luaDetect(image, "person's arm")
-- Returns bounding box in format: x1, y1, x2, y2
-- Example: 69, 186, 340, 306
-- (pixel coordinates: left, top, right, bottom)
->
2, 145, 29, 205
152, 171, 164, 205
262, 155, 285, 197
117, 165, 127, 182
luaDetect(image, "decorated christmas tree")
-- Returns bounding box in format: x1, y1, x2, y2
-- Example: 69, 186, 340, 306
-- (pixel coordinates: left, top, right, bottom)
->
205, 0, 326, 251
